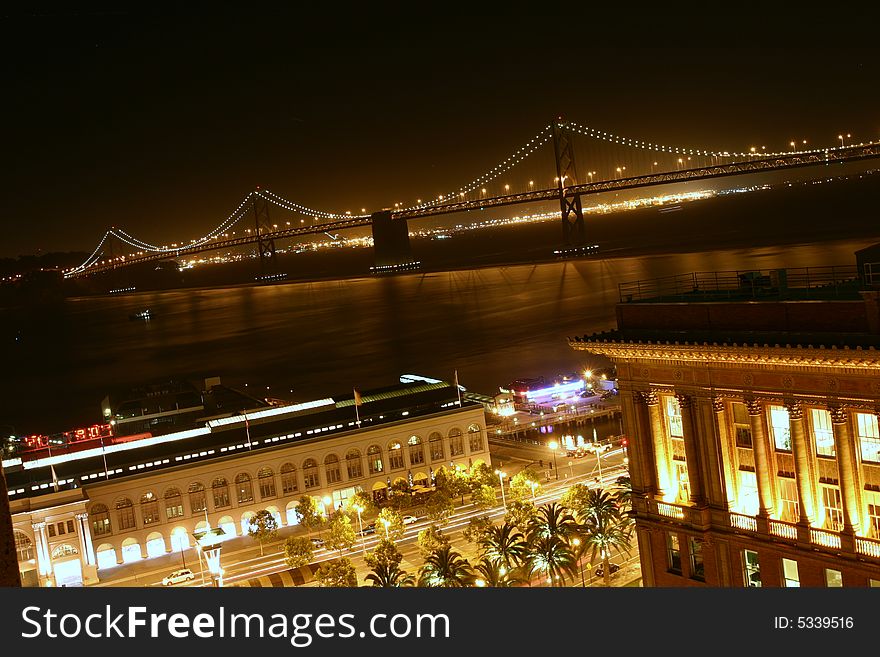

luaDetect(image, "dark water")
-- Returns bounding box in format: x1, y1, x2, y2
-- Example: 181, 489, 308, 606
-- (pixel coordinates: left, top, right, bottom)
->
3, 236, 877, 436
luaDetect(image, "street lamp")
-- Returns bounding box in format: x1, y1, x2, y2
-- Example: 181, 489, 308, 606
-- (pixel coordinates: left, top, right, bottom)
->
529, 480, 538, 500
322, 495, 333, 520
495, 470, 507, 510
354, 505, 366, 556
548, 440, 559, 481
380, 517, 391, 540
192, 526, 227, 587
572, 537, 586, 587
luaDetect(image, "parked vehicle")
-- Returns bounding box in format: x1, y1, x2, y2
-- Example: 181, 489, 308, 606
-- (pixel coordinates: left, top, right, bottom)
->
310, 538, 325, 549
162, 568, 195, 586
402, 515, 418, 525
594, 563, 621, 578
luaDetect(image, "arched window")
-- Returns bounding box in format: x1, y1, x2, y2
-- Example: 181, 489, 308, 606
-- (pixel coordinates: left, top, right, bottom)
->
141, 492, 159, 525
429, 431, 444, 461
51, 544, 79, 559
408, 435, 425, 466
188, 482, 206, 513
388, 441, 404, 470
14, 530, 33, 562
212, 477, 230, 509
346, 449, 363, 479
367, 445, 383, 475
258, 467, 276, 499
164, 487, 183, 520
116, 498, 136, 531
303, 459, 320, 489
280, 463, 298, 494
90, 504, 111, 536
448, 428, 464, 456
468, 424, 483, 452
235, 473, 254, 504
325, 454, 342, 484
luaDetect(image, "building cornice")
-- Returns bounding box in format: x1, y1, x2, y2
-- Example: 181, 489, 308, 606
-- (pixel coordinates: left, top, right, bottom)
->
569, 336, 880, 370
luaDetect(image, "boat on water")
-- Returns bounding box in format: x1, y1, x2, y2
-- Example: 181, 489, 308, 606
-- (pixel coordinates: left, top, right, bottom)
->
129, 309, 152, 320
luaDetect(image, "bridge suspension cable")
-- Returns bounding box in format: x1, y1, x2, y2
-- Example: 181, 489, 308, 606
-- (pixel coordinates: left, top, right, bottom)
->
256, 189, 369, 220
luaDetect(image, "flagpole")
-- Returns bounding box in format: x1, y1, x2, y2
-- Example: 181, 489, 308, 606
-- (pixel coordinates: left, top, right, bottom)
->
454, 370, 462, 406
353, 389, 361, 426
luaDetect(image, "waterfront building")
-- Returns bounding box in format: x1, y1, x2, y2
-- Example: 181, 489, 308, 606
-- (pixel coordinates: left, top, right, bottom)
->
5, 379, 490, 587
570, 262, 880, 587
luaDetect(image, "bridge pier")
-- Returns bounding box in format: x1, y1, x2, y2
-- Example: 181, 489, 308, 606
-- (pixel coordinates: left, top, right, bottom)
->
370, 210, 420, 274
552, 118, 599, 259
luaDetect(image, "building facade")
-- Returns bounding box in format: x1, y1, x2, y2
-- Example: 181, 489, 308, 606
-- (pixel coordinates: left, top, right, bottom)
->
571, 265, 880, 587
8, 385, 490, 587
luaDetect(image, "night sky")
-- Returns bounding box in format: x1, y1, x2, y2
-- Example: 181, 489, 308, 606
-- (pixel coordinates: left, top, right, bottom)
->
2, 8, 880, 258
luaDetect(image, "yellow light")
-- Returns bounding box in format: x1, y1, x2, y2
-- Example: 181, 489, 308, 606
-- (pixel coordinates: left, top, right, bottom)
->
548, 440, 558, 450
475, 578, 486, 587
572, 538, 581, 546
322, 496, 332, 506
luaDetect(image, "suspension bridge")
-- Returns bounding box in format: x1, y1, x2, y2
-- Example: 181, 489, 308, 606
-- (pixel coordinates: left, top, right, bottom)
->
65, 118, 880, 279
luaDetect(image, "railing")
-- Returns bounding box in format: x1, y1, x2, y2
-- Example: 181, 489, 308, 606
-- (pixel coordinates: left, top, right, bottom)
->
618, 266, 860, 303
769, 519, 798, 540
855, 536, 880, 558
657, 502, 685, 520
810, 528, 842, 550
729, 513, 758, 532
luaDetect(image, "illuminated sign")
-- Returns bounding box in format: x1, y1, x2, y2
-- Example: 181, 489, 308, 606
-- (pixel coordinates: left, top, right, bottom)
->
523, 380, 585, 400
23, 424, 113, 450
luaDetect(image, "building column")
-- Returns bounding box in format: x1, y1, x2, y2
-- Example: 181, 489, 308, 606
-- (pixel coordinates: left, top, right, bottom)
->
785, 401, 815, 526
620, 390, 648, 495
633, 392, 657, 495
75, 513, 95, 566
645, 391, 673, 500
31, 522, 52, 578
676, 393, 705, 506
830, 407, 861, 536
745, 400, 774, 518
711, 397, 737, 509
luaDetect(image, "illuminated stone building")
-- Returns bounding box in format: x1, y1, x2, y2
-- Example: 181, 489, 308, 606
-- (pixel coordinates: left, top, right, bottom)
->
571, 264, 880, 587
5, 380, 490, 587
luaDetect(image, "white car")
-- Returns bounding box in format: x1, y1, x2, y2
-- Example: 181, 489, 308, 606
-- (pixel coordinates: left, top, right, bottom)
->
402, 515, 418, 525
162, 568, 195, 586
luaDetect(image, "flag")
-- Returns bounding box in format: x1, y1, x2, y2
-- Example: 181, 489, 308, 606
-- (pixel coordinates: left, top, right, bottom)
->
51, 464, 59, 492
353, 388, 363, 406
454, 370, 462, 406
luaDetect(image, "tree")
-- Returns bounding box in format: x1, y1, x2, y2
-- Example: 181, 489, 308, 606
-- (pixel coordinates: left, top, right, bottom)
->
435, 467, 471, 505
504, 500, 537, 532
316, 558, 358, 587
462, 515, 493, 545
326, 513, 357, 555
365, 538, 404, 571
294, 496, 325, 538
474, 558, 522, 588
344, 490, 377, 517
364, 539, 415, 588
417, 524, 450, 557
469, 462, 496, 489
479, 522, 528, 572
425, 491, 455, 525
471, 484, 497, 511
247, 509, 279, 556
577, 488, 634, 586
613, 475, 633, 512
283, 536, 314, 569
528, 535, 577, 587
418, 546, 475, 587
377, 507, 405, 541
560, 483, 592, 518
388, 480, 414, 510
527, 502, 578, 542
509, 468, 542, 501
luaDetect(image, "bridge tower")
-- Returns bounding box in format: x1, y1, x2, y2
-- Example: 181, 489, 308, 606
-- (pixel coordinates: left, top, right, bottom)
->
252, 190, 278, 278
370, 210, 420, 274
552, 117, 597, 257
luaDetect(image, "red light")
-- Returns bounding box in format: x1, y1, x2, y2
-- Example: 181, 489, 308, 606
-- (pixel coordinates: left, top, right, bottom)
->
621, 438, 628, 446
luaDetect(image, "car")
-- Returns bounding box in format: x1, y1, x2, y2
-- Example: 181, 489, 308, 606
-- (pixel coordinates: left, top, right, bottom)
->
162, 568, 195, 586
360, 522, 376, 536
402, 515, 418, 525
310, 538, 325, 549
594, 563, 621, 578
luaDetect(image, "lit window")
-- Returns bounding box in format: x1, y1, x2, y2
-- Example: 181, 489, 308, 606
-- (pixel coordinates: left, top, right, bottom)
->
769, 406, 791, 451
820, 485, 843, 532
212, 478, 230, 509
825, 568, 843, 588
468, 424, 484, 452
258, 468, 276, 499
367, 446, 383, 475
778, 478, 799, 523
90, 504, 111, 536
280, 463, 298, 494
388, 442, 405, 470
324, 454, 342, 484
665, 397, 683, 438
141, 492, 159, 525
738, 470, 759, 515
235, 473, 254, 503
303, 459, 320, 489
870, 579, 880, 587
865, 492, 880, 539
812, 409, 835, 457
856, 413, 880, 463
429, 432, 444, 461
188, 482, 206, 513
448, 429, 464, 456
14, 531, 33, 562
164, 487, 184, 519
116, 498, 136, 530
743, 549, 761, 587
675, 462, 690, 504
408, 436, 425, 466
782, 558, 800, 587
666, 533, 681, 574
732, 402, 752, 448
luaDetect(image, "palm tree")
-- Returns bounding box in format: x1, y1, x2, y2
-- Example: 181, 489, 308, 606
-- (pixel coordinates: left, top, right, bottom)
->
528, 502, 578, 542
479, 522, 527, 571
528, 535, 576, 587
613, 475, 633, 512
365, 561, 415, 587
474, 558, 522, 587
418, 546, 475, 587
577, 488, 634, 586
